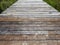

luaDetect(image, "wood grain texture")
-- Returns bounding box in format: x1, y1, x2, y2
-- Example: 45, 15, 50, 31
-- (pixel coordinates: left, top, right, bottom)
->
0, 0, 60, 45
0, 17, 60, 45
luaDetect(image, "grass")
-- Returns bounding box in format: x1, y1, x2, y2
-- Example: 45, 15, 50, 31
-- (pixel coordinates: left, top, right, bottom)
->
43, 0, 60, 12
0, 0, 17, 13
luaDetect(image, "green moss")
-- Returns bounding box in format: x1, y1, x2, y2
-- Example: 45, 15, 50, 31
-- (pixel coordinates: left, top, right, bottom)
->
43, 0, 60, 12
0, 0, 17, 13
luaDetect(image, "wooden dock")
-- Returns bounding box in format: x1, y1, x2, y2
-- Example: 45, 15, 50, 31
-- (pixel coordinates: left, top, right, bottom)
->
0, 0, 60, 45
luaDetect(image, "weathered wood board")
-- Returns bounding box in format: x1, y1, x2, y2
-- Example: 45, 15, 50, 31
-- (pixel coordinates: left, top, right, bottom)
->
0, 16, 60, 45
0, 0, 60, 45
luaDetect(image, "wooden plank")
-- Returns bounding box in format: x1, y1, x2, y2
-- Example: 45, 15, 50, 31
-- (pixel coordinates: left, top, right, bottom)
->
0, 34, 60, 41
0, 41, 48, 45
0, 34, 48, 41
0, 17, 60, 21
